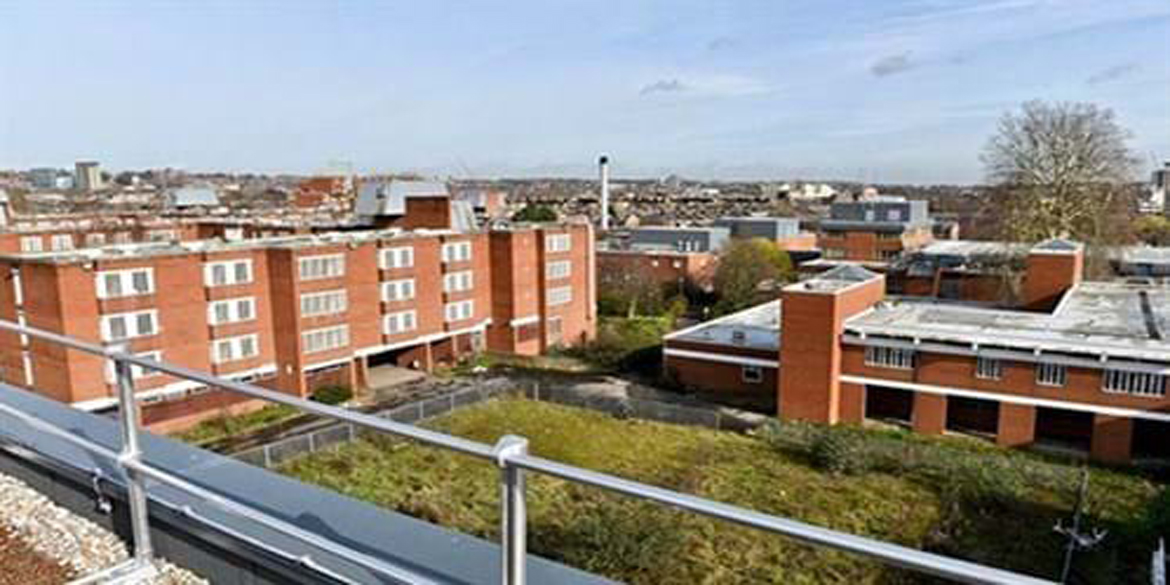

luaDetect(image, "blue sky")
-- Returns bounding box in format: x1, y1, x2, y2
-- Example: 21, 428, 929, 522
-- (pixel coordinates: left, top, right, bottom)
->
1, 0, 1167, 183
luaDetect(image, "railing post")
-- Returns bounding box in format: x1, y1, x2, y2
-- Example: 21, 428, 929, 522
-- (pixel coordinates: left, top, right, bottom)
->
494, 435, 528, 585
113, 349, 154, 564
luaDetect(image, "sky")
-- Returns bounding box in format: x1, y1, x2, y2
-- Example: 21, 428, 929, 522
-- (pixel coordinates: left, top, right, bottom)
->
1, 0, 1168, 184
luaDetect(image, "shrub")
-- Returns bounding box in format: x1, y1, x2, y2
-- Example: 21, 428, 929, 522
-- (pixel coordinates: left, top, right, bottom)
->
809, 428, 870, 475
1144, 487, 1170, 538
311, 385, 353, 406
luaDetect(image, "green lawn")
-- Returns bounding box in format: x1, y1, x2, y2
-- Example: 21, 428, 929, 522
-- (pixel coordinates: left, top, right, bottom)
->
175, 403, 301, 445
279, 398, 1161, 584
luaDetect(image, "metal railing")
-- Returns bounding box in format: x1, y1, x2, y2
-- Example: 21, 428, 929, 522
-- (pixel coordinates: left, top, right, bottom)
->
0, 319, 1058, 585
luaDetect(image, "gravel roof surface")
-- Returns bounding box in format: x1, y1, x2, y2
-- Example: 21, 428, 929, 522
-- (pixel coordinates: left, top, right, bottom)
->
0, 470, 205, 584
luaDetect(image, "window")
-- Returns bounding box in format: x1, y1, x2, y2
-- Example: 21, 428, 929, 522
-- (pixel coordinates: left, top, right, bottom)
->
546, 233, 571, 253
20, 236, 43, 253
382, 279, 416, 302
824, 248, 846, 259
298, 254, 345, 280
888, 209, 903, 221
545, 260, 571, 280
105, 351, 163, 383
1036, 362, 1067, 387
147, 229, 177, 242
96, 268, 155, 299
444, 300, 474, 322
742, 366, 764, 383
86, 233, 107, 247
212, 334, 260, 364
441, 241, 472, 263
50, 234, 74, 251
384, 311, 417, 335
864, 346, 916, 370
113, 232, 133, 244
100, 310, 158, 342
300, 290, 347, 317
302, 325, 349, 353
975, 357, 1003, 380
547, 316, 563, 345
204, 259, 253, 287
379, 246, 414, 269
443, 271, 474, 293
880, 250, 901, 261
547, 286, 573, 306
208, 297, 257, 325
1104, 369, 1166, 397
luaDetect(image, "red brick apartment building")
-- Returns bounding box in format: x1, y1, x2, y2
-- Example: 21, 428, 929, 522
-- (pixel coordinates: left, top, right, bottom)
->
666, 240, 1170, 464
0, 222, 595, 432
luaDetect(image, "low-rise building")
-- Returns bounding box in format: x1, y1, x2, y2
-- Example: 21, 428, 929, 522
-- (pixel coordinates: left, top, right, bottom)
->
817, 198, 933, 262
666, 241, 1170, 464
713, 217, 818, 251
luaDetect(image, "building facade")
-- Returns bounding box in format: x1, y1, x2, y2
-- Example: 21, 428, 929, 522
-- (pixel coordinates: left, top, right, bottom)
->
817, 199, 934, 263
666, 241, 1170, 464
0, 222, 595, 432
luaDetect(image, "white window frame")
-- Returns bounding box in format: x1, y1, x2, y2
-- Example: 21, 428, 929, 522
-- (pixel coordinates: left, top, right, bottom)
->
105, 350, 163, 383
442, 270, 474, 293
545, 260, 571, 280
147, 229, 177, 242
1036, 362, 1067, 387
444, 300, 474, 323
546, 233, 571, 253
864, 346, 915, 370
96, 268, 156, 299
975, 356, 1002, 380
50, 234, 74, 251
302, 325, 349, 354
441, 241, 472, 263
379, 246, 414, 269
299, 289, 347, 317
86, 233, 107, 246
383, 310, 418, 335
113, 232, 133, 244
742, 365, 764, 384
203, 259, 253, 287
20, 236, 43, 253
212, 334, 260, 364
547, 286, 573, 307
381, 279, 416, 302
1103, 369, 1166, 397
100, 309, 159, 342
208, 296, 257, 325
298, 254, 345, 281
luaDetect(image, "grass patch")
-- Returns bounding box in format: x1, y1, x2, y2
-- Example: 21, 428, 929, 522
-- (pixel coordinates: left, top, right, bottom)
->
175, 404, 301, 445
279, 398, 1161, 584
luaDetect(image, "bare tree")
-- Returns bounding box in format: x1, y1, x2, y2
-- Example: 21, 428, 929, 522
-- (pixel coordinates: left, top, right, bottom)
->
982, 101, 1139, 248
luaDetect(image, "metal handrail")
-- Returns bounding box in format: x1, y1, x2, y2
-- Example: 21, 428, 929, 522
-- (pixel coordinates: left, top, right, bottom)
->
0, 319, 1058, 585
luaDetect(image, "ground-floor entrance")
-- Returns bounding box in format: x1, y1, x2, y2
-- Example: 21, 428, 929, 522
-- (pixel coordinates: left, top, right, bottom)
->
864, 386, 913, 424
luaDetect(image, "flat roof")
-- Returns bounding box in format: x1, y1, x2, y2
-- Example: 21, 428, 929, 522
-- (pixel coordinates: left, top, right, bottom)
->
844, 281, 1170, 363
917, 240, 1029, 258
665, 300, 781, 351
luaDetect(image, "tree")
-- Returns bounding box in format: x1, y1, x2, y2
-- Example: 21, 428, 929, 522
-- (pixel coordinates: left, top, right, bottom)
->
598, 267, 665, 318
512, 204, 557, 222
712, 238, 794, 315
1134, 215, 1170, 246
982, 101, 1138, 245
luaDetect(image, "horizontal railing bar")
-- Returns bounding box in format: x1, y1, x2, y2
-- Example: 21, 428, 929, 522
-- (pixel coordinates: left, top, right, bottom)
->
127, 461, 434, 585
0, 400, 436, 585
0, 320, 496, 461
513, 454, 1056, 585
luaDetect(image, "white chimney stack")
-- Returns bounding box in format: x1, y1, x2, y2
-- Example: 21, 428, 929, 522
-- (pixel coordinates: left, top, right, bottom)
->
599, 154, 610, 231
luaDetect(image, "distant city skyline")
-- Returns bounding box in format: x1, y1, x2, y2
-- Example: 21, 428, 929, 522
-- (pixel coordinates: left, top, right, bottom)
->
1, 0, 1167, 184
